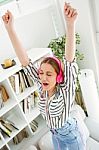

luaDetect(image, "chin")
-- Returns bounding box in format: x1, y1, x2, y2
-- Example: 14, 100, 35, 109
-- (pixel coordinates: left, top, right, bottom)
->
42, 86, 50, 91
43, 88, 49, 91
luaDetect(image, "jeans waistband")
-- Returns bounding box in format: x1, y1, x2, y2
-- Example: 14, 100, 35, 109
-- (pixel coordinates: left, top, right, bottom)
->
50, 118, 77, 135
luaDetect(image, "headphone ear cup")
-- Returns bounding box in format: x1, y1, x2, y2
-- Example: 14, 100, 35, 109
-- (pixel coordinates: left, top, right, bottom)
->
56, 70, 63, 83
56, 75, 60, 83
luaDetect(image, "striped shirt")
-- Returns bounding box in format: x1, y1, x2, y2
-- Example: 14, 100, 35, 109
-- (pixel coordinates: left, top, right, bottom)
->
23, 57, 78, 129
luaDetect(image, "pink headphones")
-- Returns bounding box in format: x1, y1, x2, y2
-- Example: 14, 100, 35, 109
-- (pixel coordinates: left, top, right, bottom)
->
50, 56, 64, 83
39, 56, 64, 84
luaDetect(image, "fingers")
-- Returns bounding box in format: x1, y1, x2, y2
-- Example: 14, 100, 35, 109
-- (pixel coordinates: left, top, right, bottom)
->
64, 2, 77, 18
7, 10, 13, 17
2, 15, 8, 24
2, 10, 12, 24
72, 9, 78, 17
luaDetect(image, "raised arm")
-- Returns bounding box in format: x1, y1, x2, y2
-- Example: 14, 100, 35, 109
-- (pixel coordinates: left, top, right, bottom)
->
2, 10, 29, 66
64, 2, 78, 62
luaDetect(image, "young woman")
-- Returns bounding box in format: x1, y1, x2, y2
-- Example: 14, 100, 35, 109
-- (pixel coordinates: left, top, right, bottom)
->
2, 2, 86, 150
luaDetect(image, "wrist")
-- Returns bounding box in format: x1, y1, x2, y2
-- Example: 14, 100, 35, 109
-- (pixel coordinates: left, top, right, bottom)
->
66, 22, 75, 28
66, 25, 75, 33
6, 25, 15, 33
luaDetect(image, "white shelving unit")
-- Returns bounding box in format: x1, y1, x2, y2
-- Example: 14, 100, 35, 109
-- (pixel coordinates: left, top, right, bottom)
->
0, 48, 52, 150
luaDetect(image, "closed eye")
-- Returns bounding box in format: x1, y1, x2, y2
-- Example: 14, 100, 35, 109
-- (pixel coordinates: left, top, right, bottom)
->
39, 72, 44, 75
47, 74, 52, 76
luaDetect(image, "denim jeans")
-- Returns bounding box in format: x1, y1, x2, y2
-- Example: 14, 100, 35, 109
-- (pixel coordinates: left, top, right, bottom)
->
50, 118, 86, 150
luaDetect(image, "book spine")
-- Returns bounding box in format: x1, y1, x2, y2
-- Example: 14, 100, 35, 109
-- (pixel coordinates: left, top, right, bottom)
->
0, 122, 11, 137
13, 73, 20, 95
30, 93, 35, 108
27, 96, 31, 114
23, 98, 28, 114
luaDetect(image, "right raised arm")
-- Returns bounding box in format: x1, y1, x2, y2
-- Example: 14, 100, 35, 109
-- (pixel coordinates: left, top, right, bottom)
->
2, 10, 29, 66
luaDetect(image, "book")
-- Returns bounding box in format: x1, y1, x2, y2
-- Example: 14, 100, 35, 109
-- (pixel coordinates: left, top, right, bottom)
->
27, 96, 31, 113
30, 120, 38, 132
9, 73, 20, 94
9, 75, 15, 91
31, 120, 38, 127
0, 119, 19, 131
0, 122, 11, 137
23, 98, 28, 114
19, 71, 26, 93
1, 123, 12, 132
30, 123, 38, 132
14, 73, 20, 94
30, 93, 35, 108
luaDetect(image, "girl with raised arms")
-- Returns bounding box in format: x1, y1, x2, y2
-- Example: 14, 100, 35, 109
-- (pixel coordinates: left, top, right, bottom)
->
2, 2, 86, 150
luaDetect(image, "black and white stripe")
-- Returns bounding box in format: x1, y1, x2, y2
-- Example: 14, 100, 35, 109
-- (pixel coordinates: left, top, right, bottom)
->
23, 58, 78, 129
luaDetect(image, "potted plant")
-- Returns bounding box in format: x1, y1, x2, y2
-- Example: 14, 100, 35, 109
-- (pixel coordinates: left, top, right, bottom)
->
48, 33, 87, 114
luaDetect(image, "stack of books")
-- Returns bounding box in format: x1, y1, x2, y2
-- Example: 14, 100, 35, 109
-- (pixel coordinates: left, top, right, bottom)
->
0, 118, 19, 138
30, 120, 38, 133
20, 93, 35, 114
9, 69, 34, 94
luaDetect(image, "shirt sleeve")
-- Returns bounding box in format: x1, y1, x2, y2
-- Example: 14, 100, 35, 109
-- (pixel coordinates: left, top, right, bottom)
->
63, 57, 78, 107
22, 59, 40, 85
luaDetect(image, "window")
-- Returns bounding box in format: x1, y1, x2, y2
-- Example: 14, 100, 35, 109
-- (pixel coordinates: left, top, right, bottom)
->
92, 0, 99, 43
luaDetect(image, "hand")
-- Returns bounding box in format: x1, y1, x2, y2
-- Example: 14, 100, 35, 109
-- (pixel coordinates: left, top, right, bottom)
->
64, 2, 78, 25
2, 10, 14, 30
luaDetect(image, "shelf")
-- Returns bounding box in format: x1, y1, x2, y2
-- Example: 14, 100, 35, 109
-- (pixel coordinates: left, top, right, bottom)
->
0, 132, 6, 149
0, 98, 17, 117
25, 107, 40, 123
0, 65, 21, 83
5, 121, 27, 144
2, 106, 27, 143
17, 85, 38, 102
32, 114, 48, 136
0, 138, 5, 149
0, 48, 52, 149
0, 48, 52, 83
8, 115, 48, 150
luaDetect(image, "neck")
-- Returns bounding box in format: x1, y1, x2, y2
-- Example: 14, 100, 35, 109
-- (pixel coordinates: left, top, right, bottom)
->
48, 87, 56, 98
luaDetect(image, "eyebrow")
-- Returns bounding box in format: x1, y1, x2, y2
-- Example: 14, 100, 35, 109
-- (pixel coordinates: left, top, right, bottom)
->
40, 70, 53, 74
46, 71, 53, 74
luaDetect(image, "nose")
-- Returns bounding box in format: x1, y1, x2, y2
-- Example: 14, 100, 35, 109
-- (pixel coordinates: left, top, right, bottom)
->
42, 74, 47, 80
40, 74, 47, 81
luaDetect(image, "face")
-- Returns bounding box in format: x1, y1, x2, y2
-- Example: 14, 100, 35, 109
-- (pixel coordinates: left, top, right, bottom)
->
39, 63, 57, 92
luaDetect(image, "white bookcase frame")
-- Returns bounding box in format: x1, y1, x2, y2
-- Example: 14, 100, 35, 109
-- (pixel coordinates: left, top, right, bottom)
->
0, 48, 52, 150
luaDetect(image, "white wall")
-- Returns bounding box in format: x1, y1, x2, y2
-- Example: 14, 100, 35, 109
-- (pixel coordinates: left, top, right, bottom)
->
56, 0, 99, 85
0, 0, 99, 85
0, 0, 57, 63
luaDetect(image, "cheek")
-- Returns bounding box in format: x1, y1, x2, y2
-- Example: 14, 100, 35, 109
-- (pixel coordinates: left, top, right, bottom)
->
48, 76, 57, 83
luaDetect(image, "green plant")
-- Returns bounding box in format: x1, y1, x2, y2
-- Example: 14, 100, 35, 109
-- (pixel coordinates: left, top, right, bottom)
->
48, 33, 84, 62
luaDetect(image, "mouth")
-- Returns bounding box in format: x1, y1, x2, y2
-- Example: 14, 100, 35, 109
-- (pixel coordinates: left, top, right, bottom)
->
42, 82, 49, 87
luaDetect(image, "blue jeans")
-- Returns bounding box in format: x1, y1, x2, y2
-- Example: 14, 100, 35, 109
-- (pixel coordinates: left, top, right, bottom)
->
50, 118, 86, 150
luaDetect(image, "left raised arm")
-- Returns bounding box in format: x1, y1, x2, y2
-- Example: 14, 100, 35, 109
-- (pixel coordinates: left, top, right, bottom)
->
64, 2, 78, 62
